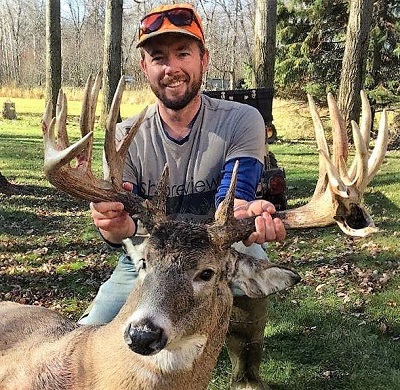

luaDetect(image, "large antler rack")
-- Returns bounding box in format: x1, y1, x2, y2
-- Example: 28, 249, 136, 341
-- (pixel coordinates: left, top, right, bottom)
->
274, 92, 388, 237
42, 73, 165, 232
42, 74, 388, 240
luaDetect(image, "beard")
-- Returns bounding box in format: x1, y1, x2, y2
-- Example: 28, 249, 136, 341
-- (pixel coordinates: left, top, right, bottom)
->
150, 74, 203, 111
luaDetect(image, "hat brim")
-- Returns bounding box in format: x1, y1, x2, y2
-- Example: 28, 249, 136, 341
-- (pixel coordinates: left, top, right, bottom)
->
136, 30, 203, 48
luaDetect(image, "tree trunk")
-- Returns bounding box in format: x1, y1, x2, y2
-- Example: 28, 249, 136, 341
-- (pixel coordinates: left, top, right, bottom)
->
388, 113, 400, 150
338, 0, 374, 134
252, 0, 277, 89
0, 172, 14, 194
100, 0, 123, 128
45, 0, 62, 117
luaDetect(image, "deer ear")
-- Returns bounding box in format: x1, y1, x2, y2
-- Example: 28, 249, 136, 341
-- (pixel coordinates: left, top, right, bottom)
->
228, 251, 301, 298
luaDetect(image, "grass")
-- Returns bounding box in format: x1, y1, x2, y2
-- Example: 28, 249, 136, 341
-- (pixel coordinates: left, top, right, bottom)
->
0, 91, 399, 389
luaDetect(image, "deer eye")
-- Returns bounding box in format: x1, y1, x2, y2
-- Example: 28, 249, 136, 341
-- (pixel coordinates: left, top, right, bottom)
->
197, 269, 215, 282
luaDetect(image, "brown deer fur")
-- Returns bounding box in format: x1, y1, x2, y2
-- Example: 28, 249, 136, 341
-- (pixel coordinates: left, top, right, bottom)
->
0, 220, 300, 390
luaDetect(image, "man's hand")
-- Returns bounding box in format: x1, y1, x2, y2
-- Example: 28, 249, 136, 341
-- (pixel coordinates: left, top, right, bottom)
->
232, 199, 286, 246
89, 182, 136, 244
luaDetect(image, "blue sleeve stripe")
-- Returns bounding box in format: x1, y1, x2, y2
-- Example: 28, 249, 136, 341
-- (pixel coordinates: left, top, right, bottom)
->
215, 157, 263, 207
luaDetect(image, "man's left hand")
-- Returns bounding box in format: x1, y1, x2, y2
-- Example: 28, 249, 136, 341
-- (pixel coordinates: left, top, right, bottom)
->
233, 199, 286, 246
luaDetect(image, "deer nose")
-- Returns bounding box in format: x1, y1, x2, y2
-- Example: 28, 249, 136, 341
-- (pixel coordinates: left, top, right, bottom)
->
124, 320, 167, 355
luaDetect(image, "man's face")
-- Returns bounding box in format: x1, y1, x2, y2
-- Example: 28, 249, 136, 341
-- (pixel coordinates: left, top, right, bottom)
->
141, 34, 209, 110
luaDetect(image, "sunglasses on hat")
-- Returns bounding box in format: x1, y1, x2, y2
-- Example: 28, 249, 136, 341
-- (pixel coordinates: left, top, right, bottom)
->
139, 7, 204, 41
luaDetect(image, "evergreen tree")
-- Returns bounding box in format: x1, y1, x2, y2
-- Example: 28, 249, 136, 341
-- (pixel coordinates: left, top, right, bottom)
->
367, 0, 400, 101
274, 0, 399, 105
275, 0, 347, 99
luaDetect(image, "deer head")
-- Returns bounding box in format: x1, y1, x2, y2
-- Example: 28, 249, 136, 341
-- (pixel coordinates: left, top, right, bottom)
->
0, 138, 300, 390
116, 161, 300, 364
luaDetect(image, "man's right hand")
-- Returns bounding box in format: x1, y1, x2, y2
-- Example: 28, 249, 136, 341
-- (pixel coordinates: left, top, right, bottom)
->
90, 182, 137, 244
90, 201, 136, 245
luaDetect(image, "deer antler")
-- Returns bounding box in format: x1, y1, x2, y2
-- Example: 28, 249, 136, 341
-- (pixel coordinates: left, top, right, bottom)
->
208, 161, 258, 249
275, 91, 388, 237
42, 73, 163, 232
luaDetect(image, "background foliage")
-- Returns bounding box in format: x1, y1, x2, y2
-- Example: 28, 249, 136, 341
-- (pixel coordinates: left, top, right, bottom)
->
275, 0, 400, 102
0, 0, 399, 103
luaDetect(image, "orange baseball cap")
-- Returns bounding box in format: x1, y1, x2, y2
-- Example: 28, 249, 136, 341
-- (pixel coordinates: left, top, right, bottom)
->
137, 3, 205, 48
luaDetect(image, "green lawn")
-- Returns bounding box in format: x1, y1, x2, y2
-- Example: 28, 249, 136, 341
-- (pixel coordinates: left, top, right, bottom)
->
0, 95, 399, 389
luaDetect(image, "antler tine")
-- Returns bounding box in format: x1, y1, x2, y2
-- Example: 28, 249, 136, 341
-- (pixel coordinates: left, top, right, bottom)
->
146, 164, 169, 225
214, 160, 239, 226
346, 92, 388, 191
56, 89, 69, 148
43, 99, 53, 128
103, 76, 147, 189
359, 90, 372, 146
351, 119, 369, 191
103, 76, 125, 187
77, 72, 102, 171
327, 93, 349, 180
307, 94, 333, 198
42, 100, 56, 150
209, 161, 256, 249
80, 72, 102, 137
348, 90, 372, 181
366, 108, 388, 186
318, 149, 349, 199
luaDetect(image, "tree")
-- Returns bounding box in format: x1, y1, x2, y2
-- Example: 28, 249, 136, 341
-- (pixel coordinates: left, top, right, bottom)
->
338, 0, 374, 132
275, 0, 348, 98
61, 0, 104, 85
65, 0, 87, 84
45, 0, 62, 117
0, 172, 14, 194
197, 0, 255, 89
100, 0, 123, 127
252, 0, 277, 89
367, 0, 400, 94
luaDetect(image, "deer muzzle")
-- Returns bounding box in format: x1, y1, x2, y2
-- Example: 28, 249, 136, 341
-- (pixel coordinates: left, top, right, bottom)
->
124, 319, 168, 355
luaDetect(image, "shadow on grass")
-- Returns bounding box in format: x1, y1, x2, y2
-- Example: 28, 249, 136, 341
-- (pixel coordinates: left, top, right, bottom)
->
0, 236, 106, 258
0, 183, 86, 206
266, 303, 399, 389
0, 185, 89, 235
364, 190, 400, 214
0, 261, 114, 320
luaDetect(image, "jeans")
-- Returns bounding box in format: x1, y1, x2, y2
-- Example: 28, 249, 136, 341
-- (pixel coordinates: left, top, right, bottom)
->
78, 241, 268, 325
78, 253, 139, 325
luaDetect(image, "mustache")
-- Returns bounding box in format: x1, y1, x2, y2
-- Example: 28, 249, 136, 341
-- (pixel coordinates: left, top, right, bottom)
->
161, 75, 188, 85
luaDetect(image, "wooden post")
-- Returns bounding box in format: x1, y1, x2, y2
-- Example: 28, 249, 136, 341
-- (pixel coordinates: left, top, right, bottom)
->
2, 101, 17, 120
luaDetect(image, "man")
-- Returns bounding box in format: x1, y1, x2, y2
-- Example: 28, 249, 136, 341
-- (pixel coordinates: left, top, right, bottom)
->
80, 4, 285, 389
